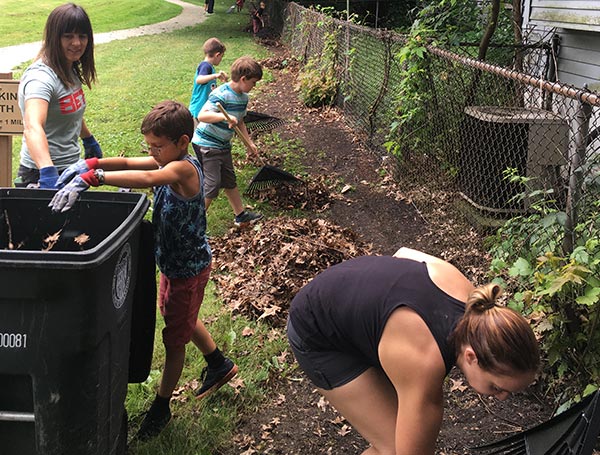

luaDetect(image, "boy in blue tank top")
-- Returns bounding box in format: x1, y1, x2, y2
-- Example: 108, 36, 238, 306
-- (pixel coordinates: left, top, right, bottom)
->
50, 100, 238, 441
188, 37, 229, 125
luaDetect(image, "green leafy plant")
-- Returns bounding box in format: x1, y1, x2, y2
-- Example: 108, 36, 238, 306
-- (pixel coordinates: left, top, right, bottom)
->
296, 26, 339, 107
488, 171, 600, 397
296, 58, 338, 107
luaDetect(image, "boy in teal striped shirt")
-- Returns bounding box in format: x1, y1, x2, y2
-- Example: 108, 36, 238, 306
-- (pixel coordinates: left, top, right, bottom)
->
192, 56, 263, 227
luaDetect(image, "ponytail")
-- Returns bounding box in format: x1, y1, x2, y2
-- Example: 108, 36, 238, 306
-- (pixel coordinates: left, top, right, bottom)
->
466, 283, 502, 312
451, 283, 540, 375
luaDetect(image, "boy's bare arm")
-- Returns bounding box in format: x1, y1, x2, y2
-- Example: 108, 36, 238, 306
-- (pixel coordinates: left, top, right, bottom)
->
97, 156, 158, 172
102, 159, 192, 189
195, 71, 228, 85
197, 109, 228, 124
237, 120, 258, 158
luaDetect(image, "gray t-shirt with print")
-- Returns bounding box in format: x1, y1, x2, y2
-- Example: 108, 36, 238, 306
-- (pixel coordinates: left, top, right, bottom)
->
18, 60, 86, 171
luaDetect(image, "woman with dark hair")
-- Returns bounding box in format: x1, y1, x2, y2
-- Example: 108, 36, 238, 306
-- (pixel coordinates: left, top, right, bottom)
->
17, 3, 102, 189
287, 247, 540, 455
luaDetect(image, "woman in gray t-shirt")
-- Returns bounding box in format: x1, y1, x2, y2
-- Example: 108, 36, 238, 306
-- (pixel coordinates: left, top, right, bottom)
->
17, 3, 101, 188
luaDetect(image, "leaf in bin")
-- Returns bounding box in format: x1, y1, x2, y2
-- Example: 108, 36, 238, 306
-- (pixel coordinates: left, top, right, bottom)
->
43, 230, 62, 251
74, 233, 90, 246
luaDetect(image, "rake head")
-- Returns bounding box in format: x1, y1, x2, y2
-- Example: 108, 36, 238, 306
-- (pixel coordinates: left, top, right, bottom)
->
470, 391, 600, 455
245, 164, 302, 195
244, 110, 286, 133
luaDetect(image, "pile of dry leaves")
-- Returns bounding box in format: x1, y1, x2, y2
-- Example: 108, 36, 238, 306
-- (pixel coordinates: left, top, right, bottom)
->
212, 216, 372, 326
248, 175, 332, 212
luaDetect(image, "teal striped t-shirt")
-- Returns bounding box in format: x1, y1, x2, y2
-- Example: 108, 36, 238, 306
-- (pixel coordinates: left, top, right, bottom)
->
192, 83, 248, 149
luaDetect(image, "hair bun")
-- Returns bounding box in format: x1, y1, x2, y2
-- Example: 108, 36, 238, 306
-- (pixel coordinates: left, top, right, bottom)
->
467, 283, 502, 313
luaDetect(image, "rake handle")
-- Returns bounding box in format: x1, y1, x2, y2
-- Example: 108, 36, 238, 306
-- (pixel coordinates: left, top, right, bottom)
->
216, 102, 254, 150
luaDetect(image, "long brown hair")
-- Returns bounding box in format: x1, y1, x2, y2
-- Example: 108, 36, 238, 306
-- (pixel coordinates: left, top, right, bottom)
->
451, 284, 540, 375
38, 3, 96, 88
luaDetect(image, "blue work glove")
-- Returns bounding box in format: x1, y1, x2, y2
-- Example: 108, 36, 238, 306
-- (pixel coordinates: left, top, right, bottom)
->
38, 166, 59, 189
56, 158, 99, 189
82, 135, 103, 159
49, 175, 90, 213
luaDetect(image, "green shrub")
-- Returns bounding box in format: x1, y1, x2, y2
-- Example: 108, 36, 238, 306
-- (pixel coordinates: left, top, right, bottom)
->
488, 172, 600, 399
296, 58, 338, 107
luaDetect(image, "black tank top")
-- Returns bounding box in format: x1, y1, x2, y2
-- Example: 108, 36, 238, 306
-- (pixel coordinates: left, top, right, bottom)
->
288, 256, 466, 374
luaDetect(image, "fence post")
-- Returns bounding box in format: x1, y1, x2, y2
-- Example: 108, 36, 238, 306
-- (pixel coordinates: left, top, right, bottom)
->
563, 94, 593, 255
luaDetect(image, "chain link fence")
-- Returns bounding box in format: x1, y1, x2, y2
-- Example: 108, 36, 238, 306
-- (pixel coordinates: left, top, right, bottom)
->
282, 2, 600, 261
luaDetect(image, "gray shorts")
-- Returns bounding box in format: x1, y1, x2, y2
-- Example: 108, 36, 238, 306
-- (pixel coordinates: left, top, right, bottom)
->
286, 318, 370, 390
193, 145, 236, 199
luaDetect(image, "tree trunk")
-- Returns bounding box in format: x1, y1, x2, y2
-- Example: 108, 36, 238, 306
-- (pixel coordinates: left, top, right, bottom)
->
478, 0, 501, 61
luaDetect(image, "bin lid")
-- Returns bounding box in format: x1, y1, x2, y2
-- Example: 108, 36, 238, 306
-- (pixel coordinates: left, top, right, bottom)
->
0, 188, 150, 269
464, 106, 566, 124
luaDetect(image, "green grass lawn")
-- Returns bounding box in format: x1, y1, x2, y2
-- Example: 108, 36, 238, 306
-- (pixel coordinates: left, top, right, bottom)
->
5, 3, 300, 453
0, 0, 182, 47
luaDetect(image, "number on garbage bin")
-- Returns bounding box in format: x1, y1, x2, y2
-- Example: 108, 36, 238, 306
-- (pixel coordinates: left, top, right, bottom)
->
0, 333, 27, 348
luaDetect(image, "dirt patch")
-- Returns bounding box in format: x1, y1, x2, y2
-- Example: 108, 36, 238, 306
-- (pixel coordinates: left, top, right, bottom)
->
213, 41, 554, 455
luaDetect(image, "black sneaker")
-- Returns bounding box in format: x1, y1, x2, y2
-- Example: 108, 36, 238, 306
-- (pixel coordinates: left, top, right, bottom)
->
234, 210, 263, 227
195, 358, 238, 399
135, 404, 172, 442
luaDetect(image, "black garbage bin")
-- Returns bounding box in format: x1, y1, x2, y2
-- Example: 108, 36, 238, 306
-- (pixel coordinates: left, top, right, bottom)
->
0, 188, 151, 455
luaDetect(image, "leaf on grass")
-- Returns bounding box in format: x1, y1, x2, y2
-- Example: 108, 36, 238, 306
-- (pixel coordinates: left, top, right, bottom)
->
258, 305, 281, 320
228, 376, 245, 394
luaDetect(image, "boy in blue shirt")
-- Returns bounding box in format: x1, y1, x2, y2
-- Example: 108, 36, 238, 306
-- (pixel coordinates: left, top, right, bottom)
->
49, 100, 238, 441
189, 37, 228, 125
193, 55, 263, 227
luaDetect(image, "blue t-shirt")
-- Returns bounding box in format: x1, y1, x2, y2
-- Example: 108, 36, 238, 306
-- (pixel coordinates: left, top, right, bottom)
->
153, 155, 211, 278
192, 83, 248, 149
188, 61, 216, 119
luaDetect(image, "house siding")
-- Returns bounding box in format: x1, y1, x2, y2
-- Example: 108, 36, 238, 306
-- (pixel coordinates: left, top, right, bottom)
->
524, 0, 600, 91
530, 0, 600, 32
554, 30, 600, 91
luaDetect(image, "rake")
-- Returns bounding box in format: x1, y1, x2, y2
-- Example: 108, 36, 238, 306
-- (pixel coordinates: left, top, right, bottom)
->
244, 110, 286, 133
216, 102, 302, 194
245, 164, 302, 194
470, 390, 600, 455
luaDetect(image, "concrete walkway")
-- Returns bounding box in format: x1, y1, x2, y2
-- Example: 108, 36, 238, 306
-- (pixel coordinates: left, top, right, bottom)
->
0, 0, 205, 72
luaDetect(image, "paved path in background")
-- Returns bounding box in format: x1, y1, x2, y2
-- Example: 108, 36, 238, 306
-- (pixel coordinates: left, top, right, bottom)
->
0, 0, 205, 72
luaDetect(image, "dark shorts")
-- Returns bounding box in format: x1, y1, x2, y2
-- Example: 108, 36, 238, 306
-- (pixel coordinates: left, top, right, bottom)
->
16, 165, 40, 187
286, 318, 370, 390
193, 145, 236, 199
16, 164, 70, 187
158, 264, 211, 348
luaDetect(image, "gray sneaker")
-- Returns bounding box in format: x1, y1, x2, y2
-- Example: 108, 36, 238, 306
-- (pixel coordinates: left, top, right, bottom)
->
234, 210, 263, 227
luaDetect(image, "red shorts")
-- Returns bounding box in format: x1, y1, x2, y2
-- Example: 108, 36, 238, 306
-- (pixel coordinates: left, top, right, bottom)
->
158, 264, 211, 348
